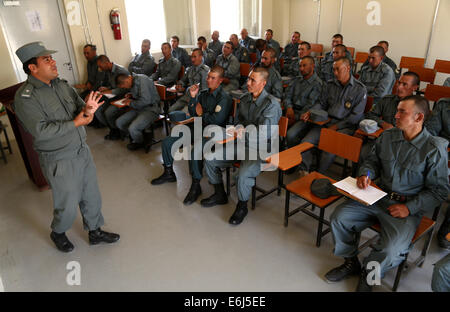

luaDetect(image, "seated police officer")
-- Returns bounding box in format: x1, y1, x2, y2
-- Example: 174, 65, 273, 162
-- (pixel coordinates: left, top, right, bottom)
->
318, 44, 347, 83
282, 31, 301, 67
359, 46, 395, 104
323, 34, 353, 64
298, 57, 366, 174
171, 35, 192, 68
230, 34, 250, 63
197, 36, 216, 68
208, 30, 223, 57
151, 65, 232, 206
75, 44, 105, 102
325, 95, 449, 291
168, 48, 209, 113
113, 73, 161, 151
361, 41, 399, 79
128, 39, 156, 76
359, 72, 419, 161
95, 55, 130, 133
151, 42, 182, 87
285, 56, 323, 147
425, 96, 450, 250
13, 42, 120, 252
239, 28, 256, 54
200, 67, 282, 225
282, 41, 313, 77
215, 41, 241, 93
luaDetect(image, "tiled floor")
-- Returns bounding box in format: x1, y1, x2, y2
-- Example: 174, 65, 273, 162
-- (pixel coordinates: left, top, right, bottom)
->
0, 114, 448, 292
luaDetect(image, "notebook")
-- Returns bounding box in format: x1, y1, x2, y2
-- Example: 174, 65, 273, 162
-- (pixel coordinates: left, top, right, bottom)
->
333, 176, 387, 206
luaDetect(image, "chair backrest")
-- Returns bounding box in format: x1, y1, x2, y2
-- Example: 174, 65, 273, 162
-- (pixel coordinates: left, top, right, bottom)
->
346, 46, 355, 58
318, 128, 363, 163
409, 66, 436, 84
178, 66, 185, 80
354, 52, 369, 64
310, 43, 323, 55
364, 96, 374, 113
391, 80, 399, 95
155, 83, 167, 100
424, 84, 450, 102
433, 59, 450, 74
249, 53, 257, 64
399, 56, 425, 69
240, 62, 251, 77
278, 116, 289, 138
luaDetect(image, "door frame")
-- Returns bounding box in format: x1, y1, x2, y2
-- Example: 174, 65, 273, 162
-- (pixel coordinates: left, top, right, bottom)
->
0, 0, 80, 84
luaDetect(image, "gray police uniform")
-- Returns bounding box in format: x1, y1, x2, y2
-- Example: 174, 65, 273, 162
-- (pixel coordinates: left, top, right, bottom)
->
282, 57, 319, 77
233, 45, 250, 63
151, 56, 182, 87
317, 56, 335, 82
215, 53, 240, 93
128, 51, 156, 76
240, 37, 256, 54
362, 55, 399, 80
114, 74, 160, 144
168, 63, 210, 113
331, 127, 449, 278
241, 65, 283, 100
13, 75, 104, 233
282, 42, 299, 65
204, 89, 282, 201
161, 85, 232, 180
202, 48, 216, 67
432, 253, 450, 292
426, 97, 450, 143
359, 94, 401, 161
444, 77, 450, 87
285, 72, 323, 147
300, 75, 367, 172
172, 47, 192, 68
95, 63, 130, 127
359, 62, 395, 104
323, 49, 354, 65
267, 38, 281, 72
208, 40, 223, 57
80, 55, 105, 99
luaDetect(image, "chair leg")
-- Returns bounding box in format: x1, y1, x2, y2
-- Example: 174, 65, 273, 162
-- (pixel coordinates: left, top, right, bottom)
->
277, 170, 283, 196
392, 254, 409, 292
226, 167, 230, 196
0, 141, 6, 164
251, 184, 256, 210
316, 206, 325, 247
3, 128, 12, 154
418, 229, 435, 268
284, 190, 290, 227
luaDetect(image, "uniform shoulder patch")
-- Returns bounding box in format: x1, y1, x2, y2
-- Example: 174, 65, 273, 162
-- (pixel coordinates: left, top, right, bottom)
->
20, 83, 34, 98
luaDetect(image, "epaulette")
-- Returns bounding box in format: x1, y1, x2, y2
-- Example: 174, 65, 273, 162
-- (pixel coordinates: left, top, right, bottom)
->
20, 83, 34, 98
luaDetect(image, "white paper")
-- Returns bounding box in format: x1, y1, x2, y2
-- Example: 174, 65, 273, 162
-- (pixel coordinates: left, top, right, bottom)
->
333, 176, 387, 205
103, 93, 115, 99
113, 98, 127, 106
26, 10, 43, 32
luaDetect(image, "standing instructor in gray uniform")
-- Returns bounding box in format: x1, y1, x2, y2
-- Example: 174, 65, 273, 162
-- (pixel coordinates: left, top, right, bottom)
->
13, 42, 120, 253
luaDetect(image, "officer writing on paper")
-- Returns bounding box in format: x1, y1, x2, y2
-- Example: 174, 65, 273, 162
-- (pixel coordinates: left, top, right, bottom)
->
13, 42, 120, 253
324, 95, 449, 291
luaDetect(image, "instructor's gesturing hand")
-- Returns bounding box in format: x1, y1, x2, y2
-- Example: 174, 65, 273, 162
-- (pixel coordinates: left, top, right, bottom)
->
84, 91, 104, 116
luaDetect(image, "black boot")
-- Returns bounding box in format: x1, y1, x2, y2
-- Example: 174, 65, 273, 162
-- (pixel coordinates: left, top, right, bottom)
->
50, 231, 74, 253
104, 128, 121, 140
229, 200, 248, 225
324, 256, 361, 283
127, 142, 144, 151
151, 165, 177, 185
356, 269, 373, 292
200, 183, 228, 207
88, 228, 120, 245
183, 179, 202, 205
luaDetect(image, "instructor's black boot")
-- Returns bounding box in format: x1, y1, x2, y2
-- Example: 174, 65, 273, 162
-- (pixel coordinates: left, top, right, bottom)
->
229, 200, 248, 225
88, 228, 120, 245
104, 128, 121, 140
200, 183, 228, 207
151, 165, 177, 185
50, 231, 74, 253
183, 179, 202, 205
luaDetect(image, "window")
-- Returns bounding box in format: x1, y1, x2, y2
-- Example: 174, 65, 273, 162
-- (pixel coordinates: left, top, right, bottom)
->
125, 0, 167, 55
210, 0, 260, 40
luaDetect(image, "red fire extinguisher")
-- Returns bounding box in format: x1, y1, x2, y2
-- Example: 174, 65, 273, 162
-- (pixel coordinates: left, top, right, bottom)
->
110, 9, 122, 40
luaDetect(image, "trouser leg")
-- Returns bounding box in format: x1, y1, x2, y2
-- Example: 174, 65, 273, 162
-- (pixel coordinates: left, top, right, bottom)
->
330, 199, 379, 258
115, 110, 138, 136
431, 253, 450, 292
286, 120, 310, 148
127, 110, 159, 144
236, 159, 262, 201
189, 137, 209, 180
168, 94, 189, 113
78, 147, 104, 231
105, 105, 126, 129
